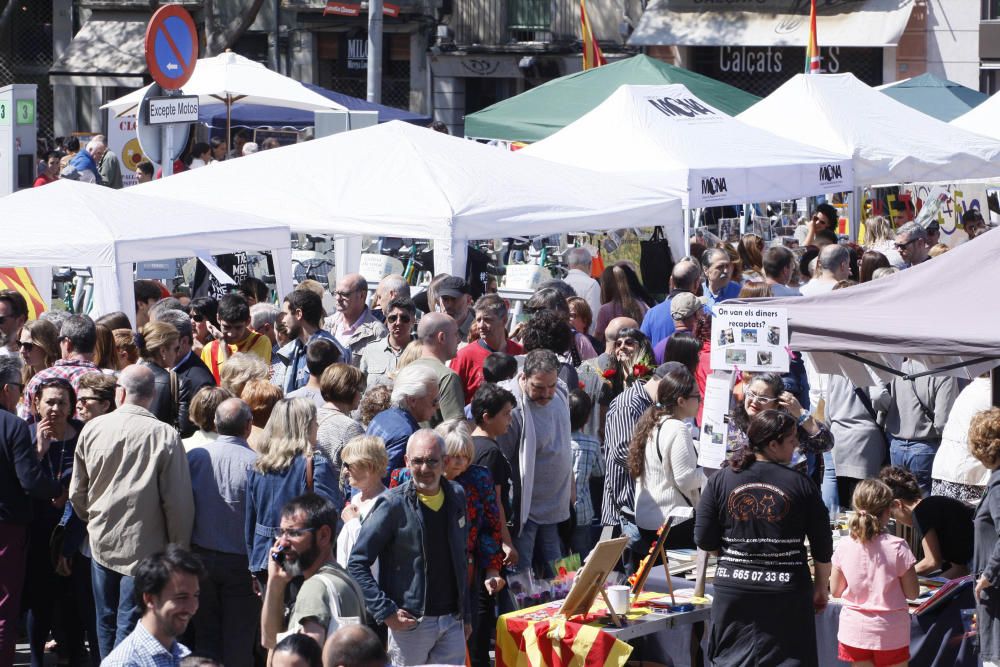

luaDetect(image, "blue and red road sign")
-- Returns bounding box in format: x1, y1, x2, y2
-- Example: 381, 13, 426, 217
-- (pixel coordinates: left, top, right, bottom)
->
144, 5, 199, 90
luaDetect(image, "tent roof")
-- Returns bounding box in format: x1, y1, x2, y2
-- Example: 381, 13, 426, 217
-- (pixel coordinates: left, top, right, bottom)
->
137, 120, 682, 243
952, 90, 1000, 141
743, 231, 1000, 382
738, 73, 1000, 185
521, 84, 853, 209
0, 179, 291, 267
463, 55, 760, 142
878, 73, 988, 122
199, 83, 430, 130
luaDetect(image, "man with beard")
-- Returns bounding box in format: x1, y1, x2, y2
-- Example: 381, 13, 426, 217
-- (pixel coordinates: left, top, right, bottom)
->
0, 290, 26, 358
101, 545, 205, 666
262, 494, 367, 651
359, 297, 416, 390
277, 289, 349, 393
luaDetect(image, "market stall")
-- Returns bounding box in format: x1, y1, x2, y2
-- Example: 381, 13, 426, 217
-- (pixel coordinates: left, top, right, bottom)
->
877, 73, 988, 122
0, 179, 294, 325
952, 89, 1000, 141
137, 120, 683, 278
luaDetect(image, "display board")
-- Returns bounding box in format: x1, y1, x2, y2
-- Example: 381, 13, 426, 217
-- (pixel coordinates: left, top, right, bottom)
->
559, 537, 628, 618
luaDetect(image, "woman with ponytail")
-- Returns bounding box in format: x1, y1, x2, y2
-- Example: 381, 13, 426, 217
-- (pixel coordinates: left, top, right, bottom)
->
594, 263, 653, 341
695, 409, 833, 666
830, 479, 919, 666
630, 367, 704, 552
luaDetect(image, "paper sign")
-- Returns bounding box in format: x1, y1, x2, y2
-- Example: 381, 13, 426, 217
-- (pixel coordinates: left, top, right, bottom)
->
698, 371, 733, 469
710, 304, 789, 373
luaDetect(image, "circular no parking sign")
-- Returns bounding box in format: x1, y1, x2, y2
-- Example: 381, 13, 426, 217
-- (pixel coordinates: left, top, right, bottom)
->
144, 5, 199, 90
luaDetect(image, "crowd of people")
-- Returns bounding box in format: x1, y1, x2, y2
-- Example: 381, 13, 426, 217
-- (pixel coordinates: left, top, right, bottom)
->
1, 207, 998, 667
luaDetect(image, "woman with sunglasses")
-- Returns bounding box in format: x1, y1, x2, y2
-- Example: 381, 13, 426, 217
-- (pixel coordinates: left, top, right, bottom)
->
24, 378, 91, 666
188, 296, 219, 357
17, 319, 60, 418
359, 297, 414, 390
727, 372, 833, 485
604, 327, 656, 401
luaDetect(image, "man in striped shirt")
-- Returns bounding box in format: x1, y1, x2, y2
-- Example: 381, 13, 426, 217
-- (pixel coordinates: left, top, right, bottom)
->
601, 361, 688, 571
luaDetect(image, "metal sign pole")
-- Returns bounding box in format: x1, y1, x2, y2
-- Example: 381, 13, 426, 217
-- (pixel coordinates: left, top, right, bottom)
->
162, 123, 174, 177
367, 0, 383, 103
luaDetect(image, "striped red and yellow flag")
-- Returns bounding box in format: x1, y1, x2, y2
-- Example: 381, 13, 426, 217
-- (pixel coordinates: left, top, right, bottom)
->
497, 614, 633, 667
580, 0, 606, 71
805, 0, 820, 73
0, 268, 46, 319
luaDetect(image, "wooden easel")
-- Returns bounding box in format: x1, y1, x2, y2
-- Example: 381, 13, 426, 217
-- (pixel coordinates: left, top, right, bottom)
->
630, 519, 678, 606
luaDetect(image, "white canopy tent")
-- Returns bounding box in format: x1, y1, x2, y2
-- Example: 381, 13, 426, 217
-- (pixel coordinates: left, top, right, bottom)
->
952, 92, 1000, 141
0, 180, 294, 325
738, 73, 1000, 186
521, 84, 854, 211
138, 120, 684, 277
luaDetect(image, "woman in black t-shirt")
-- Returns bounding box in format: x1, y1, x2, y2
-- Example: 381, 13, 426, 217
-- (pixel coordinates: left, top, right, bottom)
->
880, 466, 973, 578
696, 410, 833, 667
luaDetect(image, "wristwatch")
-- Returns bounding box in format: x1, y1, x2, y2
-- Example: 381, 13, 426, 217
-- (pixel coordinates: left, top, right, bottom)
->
797, 413, 811, 426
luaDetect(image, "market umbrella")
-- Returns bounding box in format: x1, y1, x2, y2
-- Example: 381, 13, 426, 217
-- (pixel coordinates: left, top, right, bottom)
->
463, 54, 760, 142
101, 51, 345, 150
877, 73, 988, 122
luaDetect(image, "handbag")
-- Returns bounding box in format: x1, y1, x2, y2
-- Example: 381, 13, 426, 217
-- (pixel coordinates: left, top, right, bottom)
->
640, 226, 675, 295
305, 453, 314, 492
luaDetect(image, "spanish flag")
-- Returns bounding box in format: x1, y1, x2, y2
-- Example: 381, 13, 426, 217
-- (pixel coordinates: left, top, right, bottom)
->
0, 268, 46, 319
805, 0, 820, 73
580, 0, 606, 71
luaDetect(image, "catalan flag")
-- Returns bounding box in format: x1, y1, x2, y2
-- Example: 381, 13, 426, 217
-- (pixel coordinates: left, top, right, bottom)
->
805, 0, 820, 73
496, 613, 633, 667
0, 268, 46, 319
580, 0, 606, 71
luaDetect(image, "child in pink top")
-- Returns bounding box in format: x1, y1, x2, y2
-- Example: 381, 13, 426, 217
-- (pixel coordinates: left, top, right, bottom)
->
831, 479, 920, 666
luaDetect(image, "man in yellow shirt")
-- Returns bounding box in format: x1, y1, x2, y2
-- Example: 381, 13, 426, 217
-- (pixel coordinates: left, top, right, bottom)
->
201, 293, 272, 383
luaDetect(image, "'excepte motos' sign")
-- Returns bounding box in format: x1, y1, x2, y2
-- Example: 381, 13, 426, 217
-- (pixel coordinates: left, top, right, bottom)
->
710, 304, 790, 373
147, 96, 200, 125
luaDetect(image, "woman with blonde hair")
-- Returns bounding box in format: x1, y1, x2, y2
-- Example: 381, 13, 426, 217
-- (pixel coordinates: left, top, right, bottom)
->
335, 435, 388, 572
137, 320, 182, 427
244, 397, 341, 582
241, 378, 283, 451
183, 386, 233, 450
395, 339, 423, 372
112, 328, 139, 369
219, 351, 268, 397
17, 319, 60, 418
970, 408, 1000, 665
864, 215, 904, 268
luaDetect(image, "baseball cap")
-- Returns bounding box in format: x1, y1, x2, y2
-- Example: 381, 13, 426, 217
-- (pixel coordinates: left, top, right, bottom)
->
670, 292, 700, 321
437, 276, 470, 299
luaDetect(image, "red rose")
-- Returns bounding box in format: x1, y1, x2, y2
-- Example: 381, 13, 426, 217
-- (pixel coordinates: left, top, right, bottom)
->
633, 363, 651, 378
602, 369, 616, 379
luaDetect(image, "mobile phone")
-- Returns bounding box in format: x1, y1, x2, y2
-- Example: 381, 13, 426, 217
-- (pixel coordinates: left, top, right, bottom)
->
271, 545, 287, 565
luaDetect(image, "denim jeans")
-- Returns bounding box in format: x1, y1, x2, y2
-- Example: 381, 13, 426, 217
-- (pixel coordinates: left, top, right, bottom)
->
190, 548, 259, 667
514, 520, 563, 578
822, 450, 839, 511
90, 560, 138, 659
388, 613, 465, 666
890, 437, 938, 496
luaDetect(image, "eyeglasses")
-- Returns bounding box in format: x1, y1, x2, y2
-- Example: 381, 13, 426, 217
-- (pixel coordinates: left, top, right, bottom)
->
894, 238, 918, 251
190, 314, 205, 323
77, 396, 104, 405
409, 457, 441, 467
686, 393, 702, 401
387, 314, 412, 324
334, 289, 359, 299
277, 526, 317, 539
745, 390, 778, 406
17, 341, 34, 352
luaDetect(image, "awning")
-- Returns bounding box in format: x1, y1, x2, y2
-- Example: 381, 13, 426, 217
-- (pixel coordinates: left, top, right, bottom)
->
50, 13, 148, 87
629, 0, 914, 48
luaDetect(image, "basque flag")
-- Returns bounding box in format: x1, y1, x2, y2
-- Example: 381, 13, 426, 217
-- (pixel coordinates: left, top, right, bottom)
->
805, 0, 820, 73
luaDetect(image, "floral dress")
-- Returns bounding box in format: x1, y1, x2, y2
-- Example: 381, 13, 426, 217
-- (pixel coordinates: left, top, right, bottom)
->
390, 463, 504, 581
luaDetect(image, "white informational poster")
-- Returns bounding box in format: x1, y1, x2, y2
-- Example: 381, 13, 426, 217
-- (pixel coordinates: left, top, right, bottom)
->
106, 113, 147, 188
710, 304, 789, 373
901, 182, 990, 247
698, 371, 734, 469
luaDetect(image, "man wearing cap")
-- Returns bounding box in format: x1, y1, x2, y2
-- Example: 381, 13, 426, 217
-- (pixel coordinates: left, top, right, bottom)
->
893, 221, 930, 268
436, 276, 475, 342
652, 293, 702, 364
640, 259, 702, 348
962, 209, 987, 241
324, 274, 386, 367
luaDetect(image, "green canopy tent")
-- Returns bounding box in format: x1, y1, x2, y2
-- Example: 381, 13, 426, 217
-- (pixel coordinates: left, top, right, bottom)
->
464, 55, 760, 142
877, 73, 988, 122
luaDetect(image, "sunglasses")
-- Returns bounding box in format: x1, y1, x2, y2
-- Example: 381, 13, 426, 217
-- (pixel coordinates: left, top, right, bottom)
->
18, 340, 34, 352
334, 290, 359, 299
894, 238, 918, 251
409, 457, 441, 467
386, 314, 412, 324
190, 314, 205, 323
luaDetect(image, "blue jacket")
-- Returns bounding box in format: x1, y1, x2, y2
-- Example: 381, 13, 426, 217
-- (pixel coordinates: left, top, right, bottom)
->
68, 150, 102, 184
244, 453, 343, 572
348, 479, 470, 624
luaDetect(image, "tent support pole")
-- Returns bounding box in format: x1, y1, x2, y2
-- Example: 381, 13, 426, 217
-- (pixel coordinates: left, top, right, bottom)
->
741, 203, 749, 235
836, 351, 1000, 380
849, 187, 862, 241
683, 208, 691, 256
993, 368, 1000, 409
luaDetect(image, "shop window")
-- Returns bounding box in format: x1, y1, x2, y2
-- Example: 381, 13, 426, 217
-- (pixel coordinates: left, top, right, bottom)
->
317, 32, 412, 111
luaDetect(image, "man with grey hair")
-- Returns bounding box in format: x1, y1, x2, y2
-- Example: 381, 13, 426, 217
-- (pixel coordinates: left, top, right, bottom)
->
800, 243, 851, 297
186, 397, 258, 666
155, 308, 216, 437
641, 258, 703, 347
325, 273, 386, 365
367, 364, 440, 479
349, 428, 469, 666
496, 349, 572, 576
71, 364, 194, 658
450, 294, 523, 403
700, 248, 741, 307
250, 302, 282, 359
373, 274, 411, 321
0, 354, 61, 664
409, 312, 464, 425
894, 220, 930, 267
25, 314, 99, 414
67, 137, 103, 184
93, 134, 123, 189
563, 247, 601, 333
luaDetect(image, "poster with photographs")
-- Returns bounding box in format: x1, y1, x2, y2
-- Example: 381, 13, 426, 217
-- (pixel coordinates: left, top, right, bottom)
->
710, 304, 789, 373
717, 218, 739, 242
698, 371, 734, 469
751, 216, 773, 242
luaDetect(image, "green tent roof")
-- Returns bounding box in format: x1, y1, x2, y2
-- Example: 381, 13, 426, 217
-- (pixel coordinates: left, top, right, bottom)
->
879, 73, 988, 122
463, 55, 761, 142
